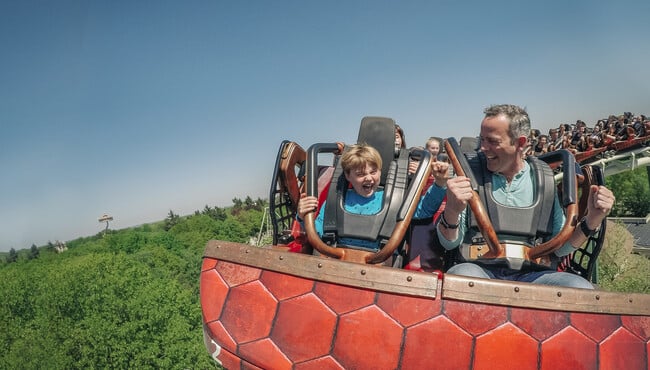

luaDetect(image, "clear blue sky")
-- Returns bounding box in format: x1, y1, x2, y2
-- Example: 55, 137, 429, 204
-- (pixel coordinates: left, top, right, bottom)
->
1, 0, 649, 252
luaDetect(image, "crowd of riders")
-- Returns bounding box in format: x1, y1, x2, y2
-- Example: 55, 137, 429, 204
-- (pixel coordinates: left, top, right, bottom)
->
525, 112, 650, 157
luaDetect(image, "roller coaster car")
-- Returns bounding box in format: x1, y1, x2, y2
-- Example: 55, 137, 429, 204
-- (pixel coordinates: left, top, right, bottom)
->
201, 120, 650, 370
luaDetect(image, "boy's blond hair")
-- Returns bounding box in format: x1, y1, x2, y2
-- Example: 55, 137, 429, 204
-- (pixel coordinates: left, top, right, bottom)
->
340, 143, 382, 175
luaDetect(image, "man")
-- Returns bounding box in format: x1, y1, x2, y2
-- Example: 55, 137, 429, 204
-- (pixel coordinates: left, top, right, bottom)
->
435, 104, 615, 289
548, 128, 562, 151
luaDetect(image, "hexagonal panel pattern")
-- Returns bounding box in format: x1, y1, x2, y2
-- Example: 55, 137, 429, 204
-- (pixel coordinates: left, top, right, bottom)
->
474, 323, 539, 370
239, 338, 291, 370
333, 305, 403, 370
621, 315, 650, 339
314, 281, 375, 314
216, 260, 261, 287
201, 255, 650, 369
261, 270, 314, 300
271, 293, 336, 362
377, 291, 442, 326
401, 316, 472, 369
444, 299, 508, 336
220, 280, 277, 343
511, 308, 568, 341
600, 327, 646, 370
200, 268, 229, 323
571, 312, 621, 342
540, 326, 597, 369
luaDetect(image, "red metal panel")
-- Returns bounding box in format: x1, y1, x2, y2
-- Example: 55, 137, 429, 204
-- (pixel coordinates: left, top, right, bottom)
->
216, 260, 262, 287
540, 326, 597, 370
270, 293, 336, 362
261, 270, 314, 300
571, 312, 622, 342
511, 308, 569, 341
444, 299, 508, 336
333, 305, 403, 370
314, 281, 375, 314
401, 316, 472, 369
474, 323, 539, 370
600, 328, 647, 370
239, 338, 292, 370
200, 250, 650, 369
200, 267, 228, 323
221, 281, 277, 343
376, 290, 442, 327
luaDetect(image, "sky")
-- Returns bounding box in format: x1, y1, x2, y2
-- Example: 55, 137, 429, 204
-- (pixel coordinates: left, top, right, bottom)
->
1, 0, 649, 252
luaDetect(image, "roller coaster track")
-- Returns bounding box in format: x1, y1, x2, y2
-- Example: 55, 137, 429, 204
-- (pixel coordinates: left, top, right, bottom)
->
583, 144, 650, 178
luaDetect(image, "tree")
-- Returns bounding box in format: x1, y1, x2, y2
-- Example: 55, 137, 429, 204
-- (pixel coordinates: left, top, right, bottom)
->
244, 196, 255, 210
606, 167, 650, 216
200, 205, 227, 221
6, 248, 17, 263
28, 244, 39, 260
231, 197, 244, 215
164, 210, 180, 231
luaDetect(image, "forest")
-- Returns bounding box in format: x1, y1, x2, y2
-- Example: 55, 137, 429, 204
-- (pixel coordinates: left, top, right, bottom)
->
0, 196, 266, 369
1, 167, 650, 368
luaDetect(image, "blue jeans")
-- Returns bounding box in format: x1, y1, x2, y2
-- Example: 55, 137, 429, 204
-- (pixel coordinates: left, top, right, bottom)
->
447, 263, 594, 290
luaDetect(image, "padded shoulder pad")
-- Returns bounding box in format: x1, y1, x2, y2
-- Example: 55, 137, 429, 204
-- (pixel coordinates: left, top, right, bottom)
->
357, 117, 397, 185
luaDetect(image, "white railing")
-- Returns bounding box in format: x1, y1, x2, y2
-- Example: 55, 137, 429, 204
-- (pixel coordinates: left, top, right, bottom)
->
585, 146, 650, 178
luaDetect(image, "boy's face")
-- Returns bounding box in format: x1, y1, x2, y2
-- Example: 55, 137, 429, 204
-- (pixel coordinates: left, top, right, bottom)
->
426, 141, 440, 157
345, 164, 380, 198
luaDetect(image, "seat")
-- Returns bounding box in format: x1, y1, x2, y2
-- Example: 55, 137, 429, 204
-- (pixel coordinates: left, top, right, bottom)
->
556, 164, 607, 283
269, 140, 306, 246
303, 117, 433, 264
404, 136, 477, 272
269, 140, 334, 251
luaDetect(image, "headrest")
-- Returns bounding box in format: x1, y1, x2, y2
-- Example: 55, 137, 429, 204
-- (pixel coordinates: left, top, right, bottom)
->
357, 116, 397, 185
459, 136, 480, 153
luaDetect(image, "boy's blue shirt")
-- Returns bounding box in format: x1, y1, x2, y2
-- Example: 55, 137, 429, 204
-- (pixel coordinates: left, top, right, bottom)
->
306, 184, 446, 251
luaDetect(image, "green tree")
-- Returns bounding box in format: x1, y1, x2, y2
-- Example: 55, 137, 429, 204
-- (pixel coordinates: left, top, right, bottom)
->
231, 197, 243, 215
164, 210, 180, 231
6, 248, 17, 263
201, 205, 227, 221
606, 167, 650, 216
28, 244, 39, 260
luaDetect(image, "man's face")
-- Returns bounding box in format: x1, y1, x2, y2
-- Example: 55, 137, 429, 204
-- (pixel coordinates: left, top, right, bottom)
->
479, 114, 523, 176
345, 164, 381, 198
